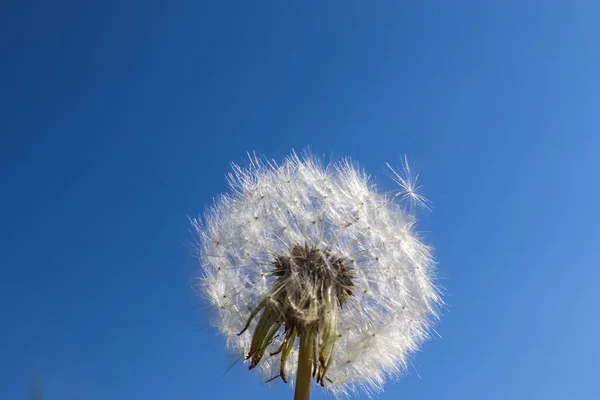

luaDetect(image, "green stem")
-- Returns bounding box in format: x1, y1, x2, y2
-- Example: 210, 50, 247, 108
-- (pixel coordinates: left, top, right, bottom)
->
294, 330, 314, 400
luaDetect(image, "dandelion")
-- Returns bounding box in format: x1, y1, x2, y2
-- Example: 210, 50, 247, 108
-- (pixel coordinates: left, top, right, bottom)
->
193, 152, 442, 399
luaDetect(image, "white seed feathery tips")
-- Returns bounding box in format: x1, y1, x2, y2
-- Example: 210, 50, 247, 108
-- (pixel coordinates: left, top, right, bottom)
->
193, 152, 442, 396
386, 155, 433, 212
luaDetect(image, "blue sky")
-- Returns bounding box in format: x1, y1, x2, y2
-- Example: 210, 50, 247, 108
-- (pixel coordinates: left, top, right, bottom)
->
1, 2, 599, 399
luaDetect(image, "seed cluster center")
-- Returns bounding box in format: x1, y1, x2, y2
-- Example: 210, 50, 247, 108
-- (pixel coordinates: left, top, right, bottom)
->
272, 244, 354, 310
239, 243, 355, 386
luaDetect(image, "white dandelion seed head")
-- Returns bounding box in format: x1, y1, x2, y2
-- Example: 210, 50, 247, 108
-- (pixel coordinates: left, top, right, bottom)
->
193, 151, 442, 396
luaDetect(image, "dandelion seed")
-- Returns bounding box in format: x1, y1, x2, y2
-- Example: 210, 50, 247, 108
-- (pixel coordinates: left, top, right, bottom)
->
386, 155, 433, 212
193, 152, 442, 399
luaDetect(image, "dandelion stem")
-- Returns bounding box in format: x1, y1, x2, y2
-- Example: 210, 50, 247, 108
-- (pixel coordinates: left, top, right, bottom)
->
294, 330, 314, 400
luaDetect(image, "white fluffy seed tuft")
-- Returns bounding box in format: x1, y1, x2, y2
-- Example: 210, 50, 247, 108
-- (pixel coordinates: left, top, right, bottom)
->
193, 152, 442, 396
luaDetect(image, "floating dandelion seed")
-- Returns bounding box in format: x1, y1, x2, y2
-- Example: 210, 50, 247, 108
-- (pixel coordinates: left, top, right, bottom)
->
386, 156, 433, 212
193, 152, 442, 399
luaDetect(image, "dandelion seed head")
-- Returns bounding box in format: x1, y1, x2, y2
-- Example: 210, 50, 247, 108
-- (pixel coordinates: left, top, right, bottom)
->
194, 151, 442, 396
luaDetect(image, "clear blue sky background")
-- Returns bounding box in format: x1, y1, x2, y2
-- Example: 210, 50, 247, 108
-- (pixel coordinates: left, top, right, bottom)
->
1, 2, 599, 399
